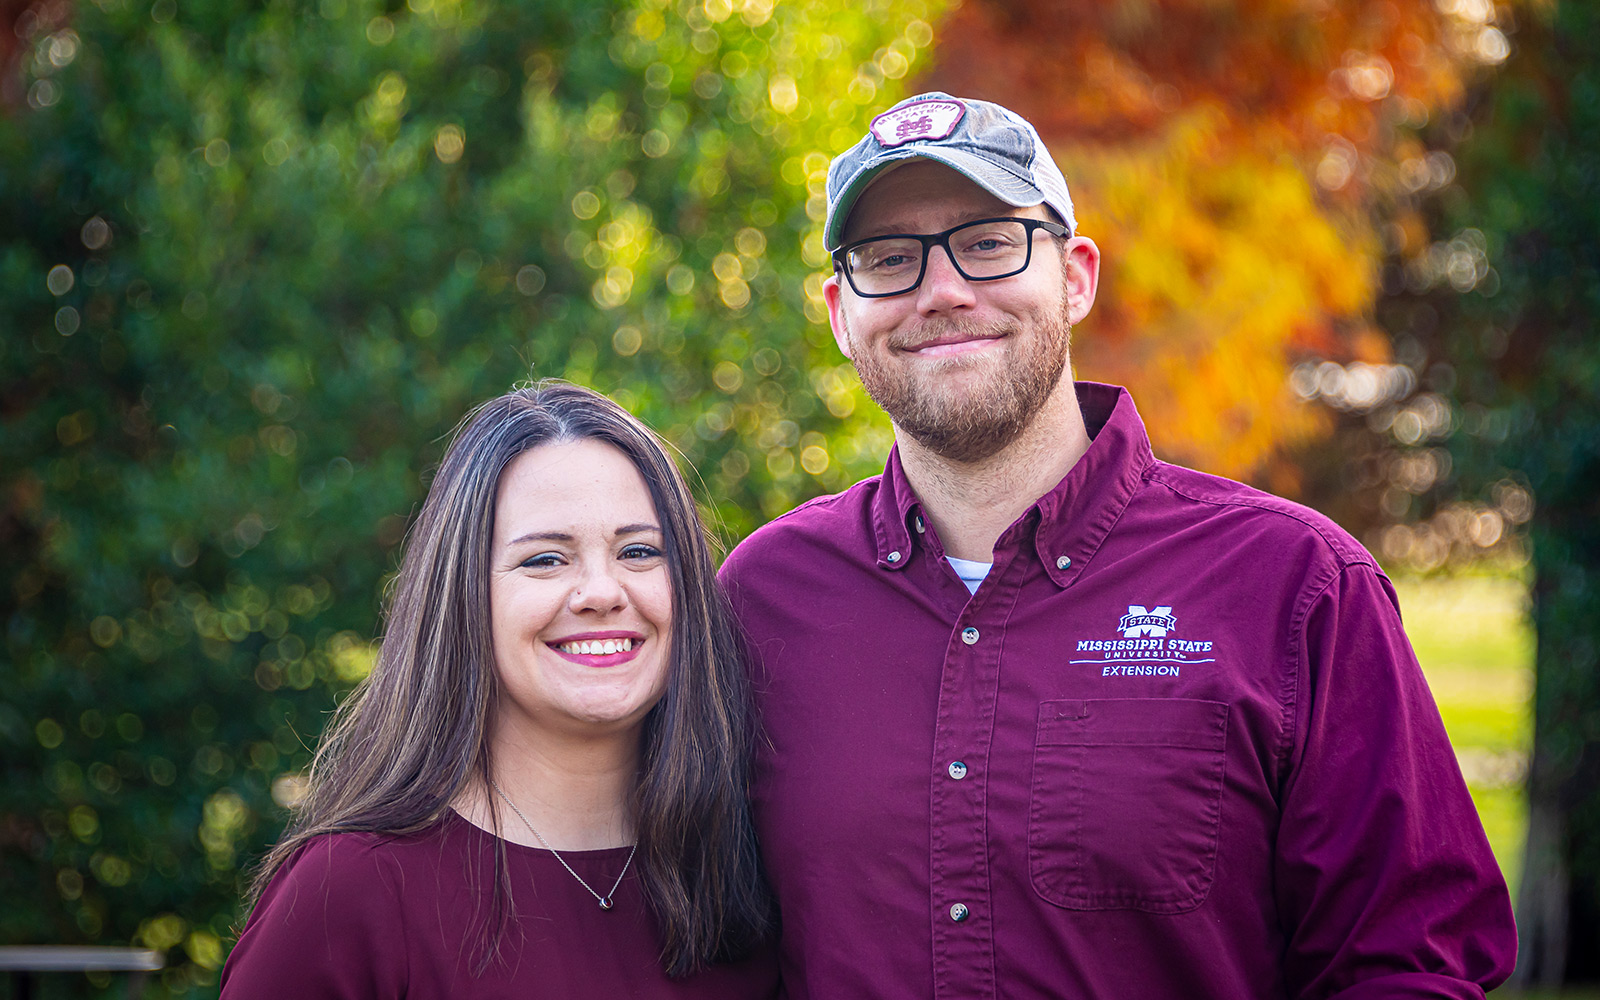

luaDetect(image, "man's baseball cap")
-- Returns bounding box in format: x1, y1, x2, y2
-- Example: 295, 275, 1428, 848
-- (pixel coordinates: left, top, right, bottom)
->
824, 91, 1076, 250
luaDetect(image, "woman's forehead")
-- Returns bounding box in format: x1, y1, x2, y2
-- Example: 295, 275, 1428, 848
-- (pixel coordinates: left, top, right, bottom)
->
493, 439, 659, 540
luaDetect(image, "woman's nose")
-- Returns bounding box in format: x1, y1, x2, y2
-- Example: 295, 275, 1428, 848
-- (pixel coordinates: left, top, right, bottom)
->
569, 562, 626, 613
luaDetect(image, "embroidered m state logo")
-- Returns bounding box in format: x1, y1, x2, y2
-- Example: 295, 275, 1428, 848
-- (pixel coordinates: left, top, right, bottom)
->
870, 99, 966, 148
1118, 605, 1176, 637
1070, 603, 1218, 678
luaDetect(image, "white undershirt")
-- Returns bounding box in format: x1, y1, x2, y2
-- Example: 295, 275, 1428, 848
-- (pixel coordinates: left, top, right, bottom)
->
945, 556, 993, 595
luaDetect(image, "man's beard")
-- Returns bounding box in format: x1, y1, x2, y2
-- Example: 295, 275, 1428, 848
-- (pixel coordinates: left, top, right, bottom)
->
845, 295, 1073, 464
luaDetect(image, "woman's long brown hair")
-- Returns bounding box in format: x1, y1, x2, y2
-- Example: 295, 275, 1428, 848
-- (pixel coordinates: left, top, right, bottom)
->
245, 381, 771, 975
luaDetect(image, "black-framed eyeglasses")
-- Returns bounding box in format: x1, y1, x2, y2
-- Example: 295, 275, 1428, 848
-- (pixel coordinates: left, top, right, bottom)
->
831, 216, 1071, 298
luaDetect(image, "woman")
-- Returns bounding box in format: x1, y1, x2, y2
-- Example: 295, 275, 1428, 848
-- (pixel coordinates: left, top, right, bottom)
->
221, 382, 776, 997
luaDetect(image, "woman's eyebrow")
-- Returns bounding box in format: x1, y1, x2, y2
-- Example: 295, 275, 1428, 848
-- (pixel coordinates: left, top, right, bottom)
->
614, 522, 662, 537
505, 525, 660, 545
506, 530, 573, 546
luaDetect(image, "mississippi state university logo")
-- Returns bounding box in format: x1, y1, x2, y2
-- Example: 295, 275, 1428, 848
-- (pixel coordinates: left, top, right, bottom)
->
1071, 604, 1216, 678
1118, 605, 1176, 637
870, 99, 966, 148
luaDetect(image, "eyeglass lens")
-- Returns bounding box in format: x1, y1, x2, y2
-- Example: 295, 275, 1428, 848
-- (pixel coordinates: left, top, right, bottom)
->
844, 219, 1038, 296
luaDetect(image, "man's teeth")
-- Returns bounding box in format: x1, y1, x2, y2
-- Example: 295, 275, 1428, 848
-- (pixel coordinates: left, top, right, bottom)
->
557, 638, 635, 656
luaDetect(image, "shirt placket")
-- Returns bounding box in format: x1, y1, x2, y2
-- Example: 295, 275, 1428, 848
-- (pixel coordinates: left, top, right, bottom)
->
927, 551, 1017, 1000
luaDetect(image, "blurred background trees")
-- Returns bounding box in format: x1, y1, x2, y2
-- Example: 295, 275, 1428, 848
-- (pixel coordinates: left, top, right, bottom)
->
1, 0, 943, 991
925, 0, 1510, 488
3, 0, 1596, 993
1361, 2, 1600, 984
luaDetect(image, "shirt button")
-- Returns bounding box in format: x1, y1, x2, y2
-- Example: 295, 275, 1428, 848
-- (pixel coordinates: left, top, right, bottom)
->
887, 551, 901, 563
915, 516, 926, 534
961, 627, 979, 645
949, 902, 970, 922
1056, 555, 1072, 570
948, 761, 968, 780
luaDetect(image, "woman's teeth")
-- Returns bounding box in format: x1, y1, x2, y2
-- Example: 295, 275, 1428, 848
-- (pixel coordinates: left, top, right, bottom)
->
557, 638, 634, 655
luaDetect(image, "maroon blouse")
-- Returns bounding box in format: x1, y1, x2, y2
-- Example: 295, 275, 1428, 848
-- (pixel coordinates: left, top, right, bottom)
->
221, 809, 778, 999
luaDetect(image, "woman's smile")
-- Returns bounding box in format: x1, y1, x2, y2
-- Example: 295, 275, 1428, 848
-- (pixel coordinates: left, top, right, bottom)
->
550, 631, 646, 665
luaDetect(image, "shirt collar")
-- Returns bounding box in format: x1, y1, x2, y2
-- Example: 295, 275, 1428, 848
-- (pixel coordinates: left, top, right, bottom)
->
870, 442, 922, 571
868, 382, 1155, 585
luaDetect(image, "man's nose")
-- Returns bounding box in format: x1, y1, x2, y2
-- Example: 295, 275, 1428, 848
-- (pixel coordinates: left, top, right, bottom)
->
915, 242, 977, 313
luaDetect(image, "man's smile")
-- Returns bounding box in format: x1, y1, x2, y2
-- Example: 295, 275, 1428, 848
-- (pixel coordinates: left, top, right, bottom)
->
901, 333, 1005, 358
891, 321, 1011, 359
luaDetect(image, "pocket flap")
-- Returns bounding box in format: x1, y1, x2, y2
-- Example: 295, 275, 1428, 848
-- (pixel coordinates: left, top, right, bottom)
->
1036, 698, 1228, 751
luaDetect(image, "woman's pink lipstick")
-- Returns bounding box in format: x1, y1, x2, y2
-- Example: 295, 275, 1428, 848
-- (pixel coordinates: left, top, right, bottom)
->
548, 630, 645, 667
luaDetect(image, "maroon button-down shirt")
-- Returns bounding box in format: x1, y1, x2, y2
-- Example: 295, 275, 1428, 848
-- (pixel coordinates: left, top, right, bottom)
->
720, 383, 1515, 999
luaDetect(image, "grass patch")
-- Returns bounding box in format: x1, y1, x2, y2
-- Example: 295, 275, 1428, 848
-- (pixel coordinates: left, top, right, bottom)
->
1391, 569, 1533, 899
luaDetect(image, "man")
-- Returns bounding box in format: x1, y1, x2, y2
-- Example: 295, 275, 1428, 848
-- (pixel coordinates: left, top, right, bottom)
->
719, 92, 1516, 998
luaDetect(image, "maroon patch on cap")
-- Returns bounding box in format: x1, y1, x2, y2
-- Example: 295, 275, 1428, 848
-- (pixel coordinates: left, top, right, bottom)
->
870, 99, 966, 148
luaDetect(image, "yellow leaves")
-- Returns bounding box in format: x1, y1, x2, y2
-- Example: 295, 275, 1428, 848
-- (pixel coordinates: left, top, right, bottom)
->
327, 631, 376, 683
613, 325, 644, 356
185, 930, 225, 970
1067, 107, 1378, 476
714, 360, 745, 392
735, 226, 767, 257
433, 124, 464, 163
633, 8, 667, 40
137, 914, 188, 952
769, 73, 800, 113
571, 190, 602, 220
199, 788, 251, 870
811, 364, 859, 419
911, 0, 1506, 481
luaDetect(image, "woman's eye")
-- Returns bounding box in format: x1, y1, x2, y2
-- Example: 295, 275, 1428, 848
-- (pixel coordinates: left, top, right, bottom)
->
620, 543, 662, 560
520, 553, 563, 569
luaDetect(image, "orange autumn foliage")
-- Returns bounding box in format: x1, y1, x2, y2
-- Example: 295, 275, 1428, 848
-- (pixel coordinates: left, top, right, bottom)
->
921, 0, 1507, 482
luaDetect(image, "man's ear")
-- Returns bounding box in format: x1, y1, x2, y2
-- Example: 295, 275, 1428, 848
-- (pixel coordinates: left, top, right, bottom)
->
823, 272, 853, 360
1061, 236, 1101, 326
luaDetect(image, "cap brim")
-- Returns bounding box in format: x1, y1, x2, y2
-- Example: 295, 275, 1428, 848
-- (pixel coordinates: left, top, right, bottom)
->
826, 146, 1046, 249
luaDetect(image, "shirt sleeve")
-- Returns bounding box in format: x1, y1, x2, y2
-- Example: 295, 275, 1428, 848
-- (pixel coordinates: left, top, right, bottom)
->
221, 835, 408, 1000
1274, 564, 1516, 999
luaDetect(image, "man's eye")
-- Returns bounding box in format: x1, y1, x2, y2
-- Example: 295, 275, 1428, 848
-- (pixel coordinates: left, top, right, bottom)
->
959, 234, 1016, 254
855, 243, 919, 271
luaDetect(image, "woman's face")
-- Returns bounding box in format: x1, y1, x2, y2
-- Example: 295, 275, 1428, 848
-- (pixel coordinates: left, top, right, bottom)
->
488, 438, 674, 745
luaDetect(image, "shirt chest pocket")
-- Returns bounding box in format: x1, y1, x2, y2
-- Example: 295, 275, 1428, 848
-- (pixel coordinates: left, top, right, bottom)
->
1028, 698, 1228, 913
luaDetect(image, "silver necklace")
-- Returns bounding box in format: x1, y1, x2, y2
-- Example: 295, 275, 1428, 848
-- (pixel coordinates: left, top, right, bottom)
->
490, 780, 637, 911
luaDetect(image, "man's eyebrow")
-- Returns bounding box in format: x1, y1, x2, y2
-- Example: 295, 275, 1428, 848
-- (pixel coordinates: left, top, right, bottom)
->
849, 209, 1008, 241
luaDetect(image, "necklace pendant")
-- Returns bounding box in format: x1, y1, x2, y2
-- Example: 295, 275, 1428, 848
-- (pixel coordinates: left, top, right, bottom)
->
490, 781, 636, 915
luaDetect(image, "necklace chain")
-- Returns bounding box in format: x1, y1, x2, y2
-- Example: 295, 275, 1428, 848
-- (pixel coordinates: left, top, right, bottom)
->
490, 780, 637, 911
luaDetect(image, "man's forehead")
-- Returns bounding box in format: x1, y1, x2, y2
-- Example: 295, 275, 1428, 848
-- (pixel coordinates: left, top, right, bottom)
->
843, 160, 1049, 239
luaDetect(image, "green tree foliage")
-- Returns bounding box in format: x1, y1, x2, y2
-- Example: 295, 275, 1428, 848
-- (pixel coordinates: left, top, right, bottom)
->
1380, 0, 1600, 983
0, 0, 942, 991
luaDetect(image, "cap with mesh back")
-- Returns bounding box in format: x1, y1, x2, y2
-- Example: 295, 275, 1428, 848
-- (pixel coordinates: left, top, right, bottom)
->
824, 92, 1076, 250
